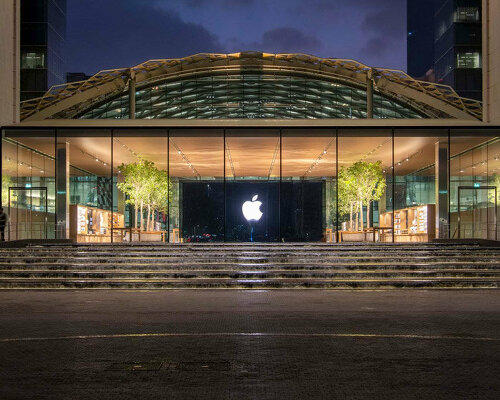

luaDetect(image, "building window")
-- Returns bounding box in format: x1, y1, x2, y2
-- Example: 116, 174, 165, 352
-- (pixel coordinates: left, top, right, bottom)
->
21, 52, 46, 69
454, 7, 480, 22
456, 52, 481, 69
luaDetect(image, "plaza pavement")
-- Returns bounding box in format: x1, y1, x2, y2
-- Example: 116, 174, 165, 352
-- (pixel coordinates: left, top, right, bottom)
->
0, 289, 499, 399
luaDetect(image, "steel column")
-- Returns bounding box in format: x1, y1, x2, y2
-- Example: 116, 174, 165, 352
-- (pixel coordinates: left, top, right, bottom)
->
55, 140, 70, 239
129, 70, 136, 120
435, 140, 449, 238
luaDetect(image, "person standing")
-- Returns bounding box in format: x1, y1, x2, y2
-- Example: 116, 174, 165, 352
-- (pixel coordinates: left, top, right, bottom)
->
0, 207, 7, 241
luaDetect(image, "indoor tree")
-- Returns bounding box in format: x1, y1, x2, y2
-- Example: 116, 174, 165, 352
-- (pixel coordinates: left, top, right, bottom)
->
2, 175, 14, 206
117, 160, 170, 232
338, 166, 359, 231
352, 161, 386, 229
338, 161, 386, 231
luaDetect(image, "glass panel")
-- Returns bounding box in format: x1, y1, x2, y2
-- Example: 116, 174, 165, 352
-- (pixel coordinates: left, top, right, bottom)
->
338, 129, 392, 242
7, 188, 48, 240
113, 130, 168, 243
21, 52, 46, 69
2, 130, 55, 240
456, 52, 481, 69
57, 130, 112, 243
225, 129, 280, 242
169, 129, 224, 242
394, 130, 448, 242
78, 75, 424, 120
450, 131, 500, 240
457, 188, 496, 239
281, 129, 336, 242
454, 7, 480, 22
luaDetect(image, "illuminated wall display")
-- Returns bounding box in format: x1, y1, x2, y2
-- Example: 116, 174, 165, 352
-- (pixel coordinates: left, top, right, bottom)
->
242, 195, 263, 222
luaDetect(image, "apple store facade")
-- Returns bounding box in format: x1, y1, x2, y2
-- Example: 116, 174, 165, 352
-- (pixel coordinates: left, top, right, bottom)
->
2, 53, 499, 243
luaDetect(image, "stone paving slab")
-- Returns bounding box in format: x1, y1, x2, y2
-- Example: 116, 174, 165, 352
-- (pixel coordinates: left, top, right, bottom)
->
0, 290, 499, 399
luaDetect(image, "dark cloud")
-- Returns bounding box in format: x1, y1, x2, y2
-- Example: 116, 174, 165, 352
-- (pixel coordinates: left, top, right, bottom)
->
65, 0, 407, 75
183, 0, 206, 8
291, 0, 340, 21
182, 0, 254, 8
360, 37, 390, 59
358, 0, 406, 68
362, 9, 406, 37
241, 27, 322, 54
66, 0, 224, 74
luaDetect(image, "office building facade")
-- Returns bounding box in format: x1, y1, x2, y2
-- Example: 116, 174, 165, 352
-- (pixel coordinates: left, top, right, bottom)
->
407, 0, 483, 100
20, 0, 66, 101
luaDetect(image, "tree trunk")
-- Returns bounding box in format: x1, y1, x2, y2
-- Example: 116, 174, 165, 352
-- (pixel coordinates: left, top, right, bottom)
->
147, 204, 151, 232
140, 201, 144, 231
355, 207, 358, 232
349, 202, 353, 231
134, 201, 138, 229
359, 200, 364, 231
151, 208, 155, 231
366, 200, 371, 229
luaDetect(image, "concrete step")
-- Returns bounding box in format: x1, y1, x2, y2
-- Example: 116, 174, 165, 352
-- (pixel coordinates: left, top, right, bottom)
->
0, 277, 498, 289
0, 243, 499, 289
3, 255, 500, 264
0, 262, 499, 270
0, 269, 498, 279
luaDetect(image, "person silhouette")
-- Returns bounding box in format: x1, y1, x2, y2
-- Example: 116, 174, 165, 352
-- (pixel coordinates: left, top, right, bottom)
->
0, 207, 7, 241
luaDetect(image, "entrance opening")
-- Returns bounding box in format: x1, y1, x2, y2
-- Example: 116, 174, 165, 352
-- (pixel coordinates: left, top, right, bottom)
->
8, 186, 48, 240
457, 186, 497, 240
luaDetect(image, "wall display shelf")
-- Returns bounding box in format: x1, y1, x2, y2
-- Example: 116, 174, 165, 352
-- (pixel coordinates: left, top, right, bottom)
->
70, 204, 124, 243
379, 204, 435, 242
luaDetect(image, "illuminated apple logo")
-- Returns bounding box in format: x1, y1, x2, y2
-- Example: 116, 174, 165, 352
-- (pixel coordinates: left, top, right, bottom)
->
242, 195, 263, 222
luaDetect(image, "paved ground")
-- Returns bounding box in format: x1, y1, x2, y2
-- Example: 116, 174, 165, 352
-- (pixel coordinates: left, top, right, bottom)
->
0, 290, 499, 399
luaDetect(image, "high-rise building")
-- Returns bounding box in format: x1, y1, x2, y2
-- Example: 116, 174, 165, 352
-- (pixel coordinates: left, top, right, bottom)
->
407, 0, 436, 79
434, 0, 482, 100
407, 0, 482, 100
20, 0, 66, 101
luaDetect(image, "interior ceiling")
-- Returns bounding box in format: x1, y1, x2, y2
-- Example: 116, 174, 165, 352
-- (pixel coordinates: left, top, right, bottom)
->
5, 135, 497, 179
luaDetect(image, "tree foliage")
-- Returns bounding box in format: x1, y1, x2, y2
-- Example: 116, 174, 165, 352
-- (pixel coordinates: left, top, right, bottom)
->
337, 161, 386, 230
117, 160, 171, 231
2, 175, 14, 206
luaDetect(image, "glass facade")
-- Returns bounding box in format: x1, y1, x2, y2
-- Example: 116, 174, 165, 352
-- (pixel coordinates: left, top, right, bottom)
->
20, 0, 66, 101
2, 126, 499, 243
433, 0, 482, 100
78, 75, 424, 120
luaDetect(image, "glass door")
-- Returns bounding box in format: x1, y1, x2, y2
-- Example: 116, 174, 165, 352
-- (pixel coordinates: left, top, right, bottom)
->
8, 187, 48, 240
457, 186, 497, 240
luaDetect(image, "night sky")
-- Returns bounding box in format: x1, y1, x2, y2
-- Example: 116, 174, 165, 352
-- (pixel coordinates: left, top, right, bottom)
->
66, 0, 406, 76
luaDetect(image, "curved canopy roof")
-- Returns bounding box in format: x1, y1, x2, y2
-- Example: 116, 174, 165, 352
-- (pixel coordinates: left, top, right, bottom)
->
20, 52, 483, 121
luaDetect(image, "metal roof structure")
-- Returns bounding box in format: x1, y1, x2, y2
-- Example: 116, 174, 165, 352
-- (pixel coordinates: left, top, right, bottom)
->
19, 52, 483, 121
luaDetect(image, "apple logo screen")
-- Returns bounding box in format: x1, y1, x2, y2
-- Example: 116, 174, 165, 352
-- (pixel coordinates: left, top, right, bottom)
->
242, 195, 263, 222
226, 182, 279, 242
181, 180, 322, 242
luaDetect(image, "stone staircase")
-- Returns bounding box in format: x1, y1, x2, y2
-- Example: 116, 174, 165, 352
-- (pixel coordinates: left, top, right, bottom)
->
0, 243, 499, 289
